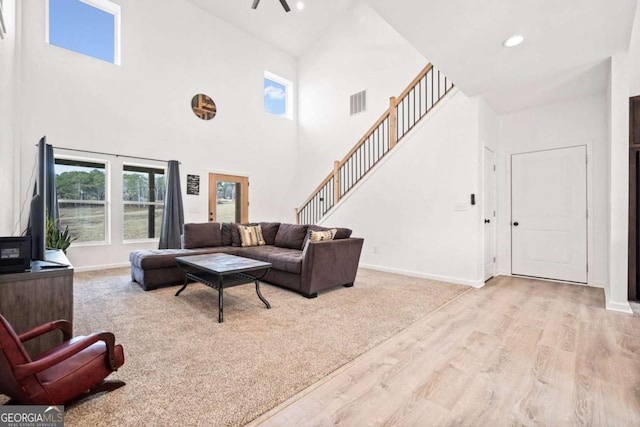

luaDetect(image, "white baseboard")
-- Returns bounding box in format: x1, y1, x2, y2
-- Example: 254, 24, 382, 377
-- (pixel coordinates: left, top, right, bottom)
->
73, 262, 130, 273
588, 281, 606, 289
604, 286, 633, 314
359, 263, 484, 288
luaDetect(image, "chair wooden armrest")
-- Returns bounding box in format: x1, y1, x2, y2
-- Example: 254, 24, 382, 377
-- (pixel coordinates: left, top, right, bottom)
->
18, 320, 72, 343
13, 332, 118, 380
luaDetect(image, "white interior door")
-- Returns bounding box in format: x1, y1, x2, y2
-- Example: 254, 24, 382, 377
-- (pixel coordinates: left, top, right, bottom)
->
484, 147, 496, 281
511, 146, 587, 283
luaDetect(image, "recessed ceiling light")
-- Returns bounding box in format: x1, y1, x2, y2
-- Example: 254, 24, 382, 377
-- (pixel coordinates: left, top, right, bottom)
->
296, 1, 304, 10
502, 35, 524, 48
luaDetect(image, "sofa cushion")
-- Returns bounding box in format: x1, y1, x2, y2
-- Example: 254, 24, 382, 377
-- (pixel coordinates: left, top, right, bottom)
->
238, 246, 303, 274
221, 223, 234, 246
183, 223, 222, 248
237, 225, 266, 247
130, 247, 238, 270
259, 222, 281, 245
274, 224, 308, 250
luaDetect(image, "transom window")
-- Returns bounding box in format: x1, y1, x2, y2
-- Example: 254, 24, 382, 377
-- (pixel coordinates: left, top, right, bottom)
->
264, 71, 293, 119
54, 157, 108, 243
47, 0, 121, 64
123, 165, 165, 240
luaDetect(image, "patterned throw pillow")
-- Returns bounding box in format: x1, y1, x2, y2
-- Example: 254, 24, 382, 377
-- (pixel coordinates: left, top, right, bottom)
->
237, 225, 266, 247
307, 228, 337, 242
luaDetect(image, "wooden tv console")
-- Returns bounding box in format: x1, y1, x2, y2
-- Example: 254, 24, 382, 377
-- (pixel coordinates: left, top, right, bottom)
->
0, 249, 73, 356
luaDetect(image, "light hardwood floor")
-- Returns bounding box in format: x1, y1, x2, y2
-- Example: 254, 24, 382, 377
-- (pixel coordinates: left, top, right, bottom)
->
250, 275, 640, 426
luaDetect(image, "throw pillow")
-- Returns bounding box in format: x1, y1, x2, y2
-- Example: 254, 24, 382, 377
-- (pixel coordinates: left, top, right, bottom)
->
307, 228, 337, 242
237, 225, 266, 247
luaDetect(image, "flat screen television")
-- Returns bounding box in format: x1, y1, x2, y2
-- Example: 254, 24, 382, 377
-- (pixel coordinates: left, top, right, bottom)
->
29, 137, 47, 262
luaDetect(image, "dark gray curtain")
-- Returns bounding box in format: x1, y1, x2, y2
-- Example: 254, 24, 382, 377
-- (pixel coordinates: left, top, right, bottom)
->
159, 160, 184, 249
45, 144, 59, 225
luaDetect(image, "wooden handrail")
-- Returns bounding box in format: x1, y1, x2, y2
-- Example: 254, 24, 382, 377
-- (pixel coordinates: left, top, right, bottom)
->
397, 63, 433, 102
338, 110, 391, 168
298, 172, 333, 213
337, 64, 433, 168
296, 62, 452, 225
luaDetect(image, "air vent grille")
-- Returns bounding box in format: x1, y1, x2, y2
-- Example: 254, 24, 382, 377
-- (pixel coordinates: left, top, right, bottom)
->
350, 90, 367, 116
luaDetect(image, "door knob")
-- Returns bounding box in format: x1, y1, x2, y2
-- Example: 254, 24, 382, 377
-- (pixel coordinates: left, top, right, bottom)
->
484, 219, 490, 224
513, 221, 519, 226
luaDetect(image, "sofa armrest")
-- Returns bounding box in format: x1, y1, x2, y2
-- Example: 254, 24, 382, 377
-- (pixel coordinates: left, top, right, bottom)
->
301, 237, 364, 296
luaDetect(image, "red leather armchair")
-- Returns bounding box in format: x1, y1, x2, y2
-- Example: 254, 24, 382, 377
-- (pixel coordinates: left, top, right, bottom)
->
0, 314, 125, 405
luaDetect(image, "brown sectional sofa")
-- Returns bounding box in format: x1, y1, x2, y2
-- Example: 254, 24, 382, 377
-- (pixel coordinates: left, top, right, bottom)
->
129, 222, 364, 298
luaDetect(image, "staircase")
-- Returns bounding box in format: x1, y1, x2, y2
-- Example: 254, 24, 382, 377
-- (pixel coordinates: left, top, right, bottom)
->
295, 63, 455, 224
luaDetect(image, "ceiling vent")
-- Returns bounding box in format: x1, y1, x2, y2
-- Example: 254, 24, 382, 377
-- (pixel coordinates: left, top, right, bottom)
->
350, 90, 367, 116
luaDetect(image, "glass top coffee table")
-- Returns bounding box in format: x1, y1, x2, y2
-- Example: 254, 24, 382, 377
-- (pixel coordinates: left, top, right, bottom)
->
175, 253, 272, 323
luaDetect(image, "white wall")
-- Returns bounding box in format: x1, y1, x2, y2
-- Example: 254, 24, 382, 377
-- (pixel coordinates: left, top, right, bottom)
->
0, 0, 18, 234
7, 0, 299, 269
295, 1, 426, 204
629, 1, 640, 97
607, 54, 632, 312
322, 90, 485, 287
498, 93, 609, 288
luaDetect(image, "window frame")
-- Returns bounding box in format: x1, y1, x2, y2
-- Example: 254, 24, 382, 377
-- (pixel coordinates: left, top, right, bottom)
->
264, 70, 293, 120
54, 155, 110, 246
122, 163, 166, 243
45, 0, 122, 65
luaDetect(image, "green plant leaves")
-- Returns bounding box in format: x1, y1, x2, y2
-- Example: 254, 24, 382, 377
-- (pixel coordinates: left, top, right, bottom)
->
46, 218, 77, 254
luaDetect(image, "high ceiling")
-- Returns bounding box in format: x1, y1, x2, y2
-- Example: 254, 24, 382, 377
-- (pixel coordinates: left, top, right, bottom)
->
365, 0, 639, 113
186, 0, 639, 113
185, 0, 356, 57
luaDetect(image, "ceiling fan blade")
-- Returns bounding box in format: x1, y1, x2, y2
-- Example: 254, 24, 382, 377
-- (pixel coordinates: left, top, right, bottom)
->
279, 0, 291, 12
251, 0, 260, 9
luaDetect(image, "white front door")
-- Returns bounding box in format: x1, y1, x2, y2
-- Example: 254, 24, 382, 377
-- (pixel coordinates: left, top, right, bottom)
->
484, 147, 496, 281
511, 146, 587, 283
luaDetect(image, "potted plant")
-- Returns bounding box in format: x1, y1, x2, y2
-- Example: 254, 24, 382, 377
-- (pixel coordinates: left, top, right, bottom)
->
46, 219, 77, 254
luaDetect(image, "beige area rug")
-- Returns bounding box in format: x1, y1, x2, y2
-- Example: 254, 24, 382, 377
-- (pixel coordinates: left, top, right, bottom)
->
7, 267, 470, 426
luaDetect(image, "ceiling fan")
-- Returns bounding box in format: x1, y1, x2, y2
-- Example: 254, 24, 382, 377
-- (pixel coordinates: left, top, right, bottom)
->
251, 0, 291, 13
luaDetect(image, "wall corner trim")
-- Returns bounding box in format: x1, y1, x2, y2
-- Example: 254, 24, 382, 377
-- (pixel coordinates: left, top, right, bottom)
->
604, 286, 634, 314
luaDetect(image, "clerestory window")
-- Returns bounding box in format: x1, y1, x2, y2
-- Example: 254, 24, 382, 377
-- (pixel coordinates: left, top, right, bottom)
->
264, 71, 293, 119
47, 0, 121, 64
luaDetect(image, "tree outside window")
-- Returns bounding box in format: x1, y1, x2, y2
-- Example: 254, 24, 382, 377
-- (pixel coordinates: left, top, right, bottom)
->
54, 158, 107, 243
123, 165, 165, 240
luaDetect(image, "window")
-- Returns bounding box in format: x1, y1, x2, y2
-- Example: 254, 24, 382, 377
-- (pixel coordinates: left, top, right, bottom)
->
54, 158, 108, 243
47, 0, 121, 64
123, 165, 165, 240
264, 71, 293, 119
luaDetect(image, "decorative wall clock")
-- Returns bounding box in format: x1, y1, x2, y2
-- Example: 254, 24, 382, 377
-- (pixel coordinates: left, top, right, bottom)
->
191, 94, 217, 120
